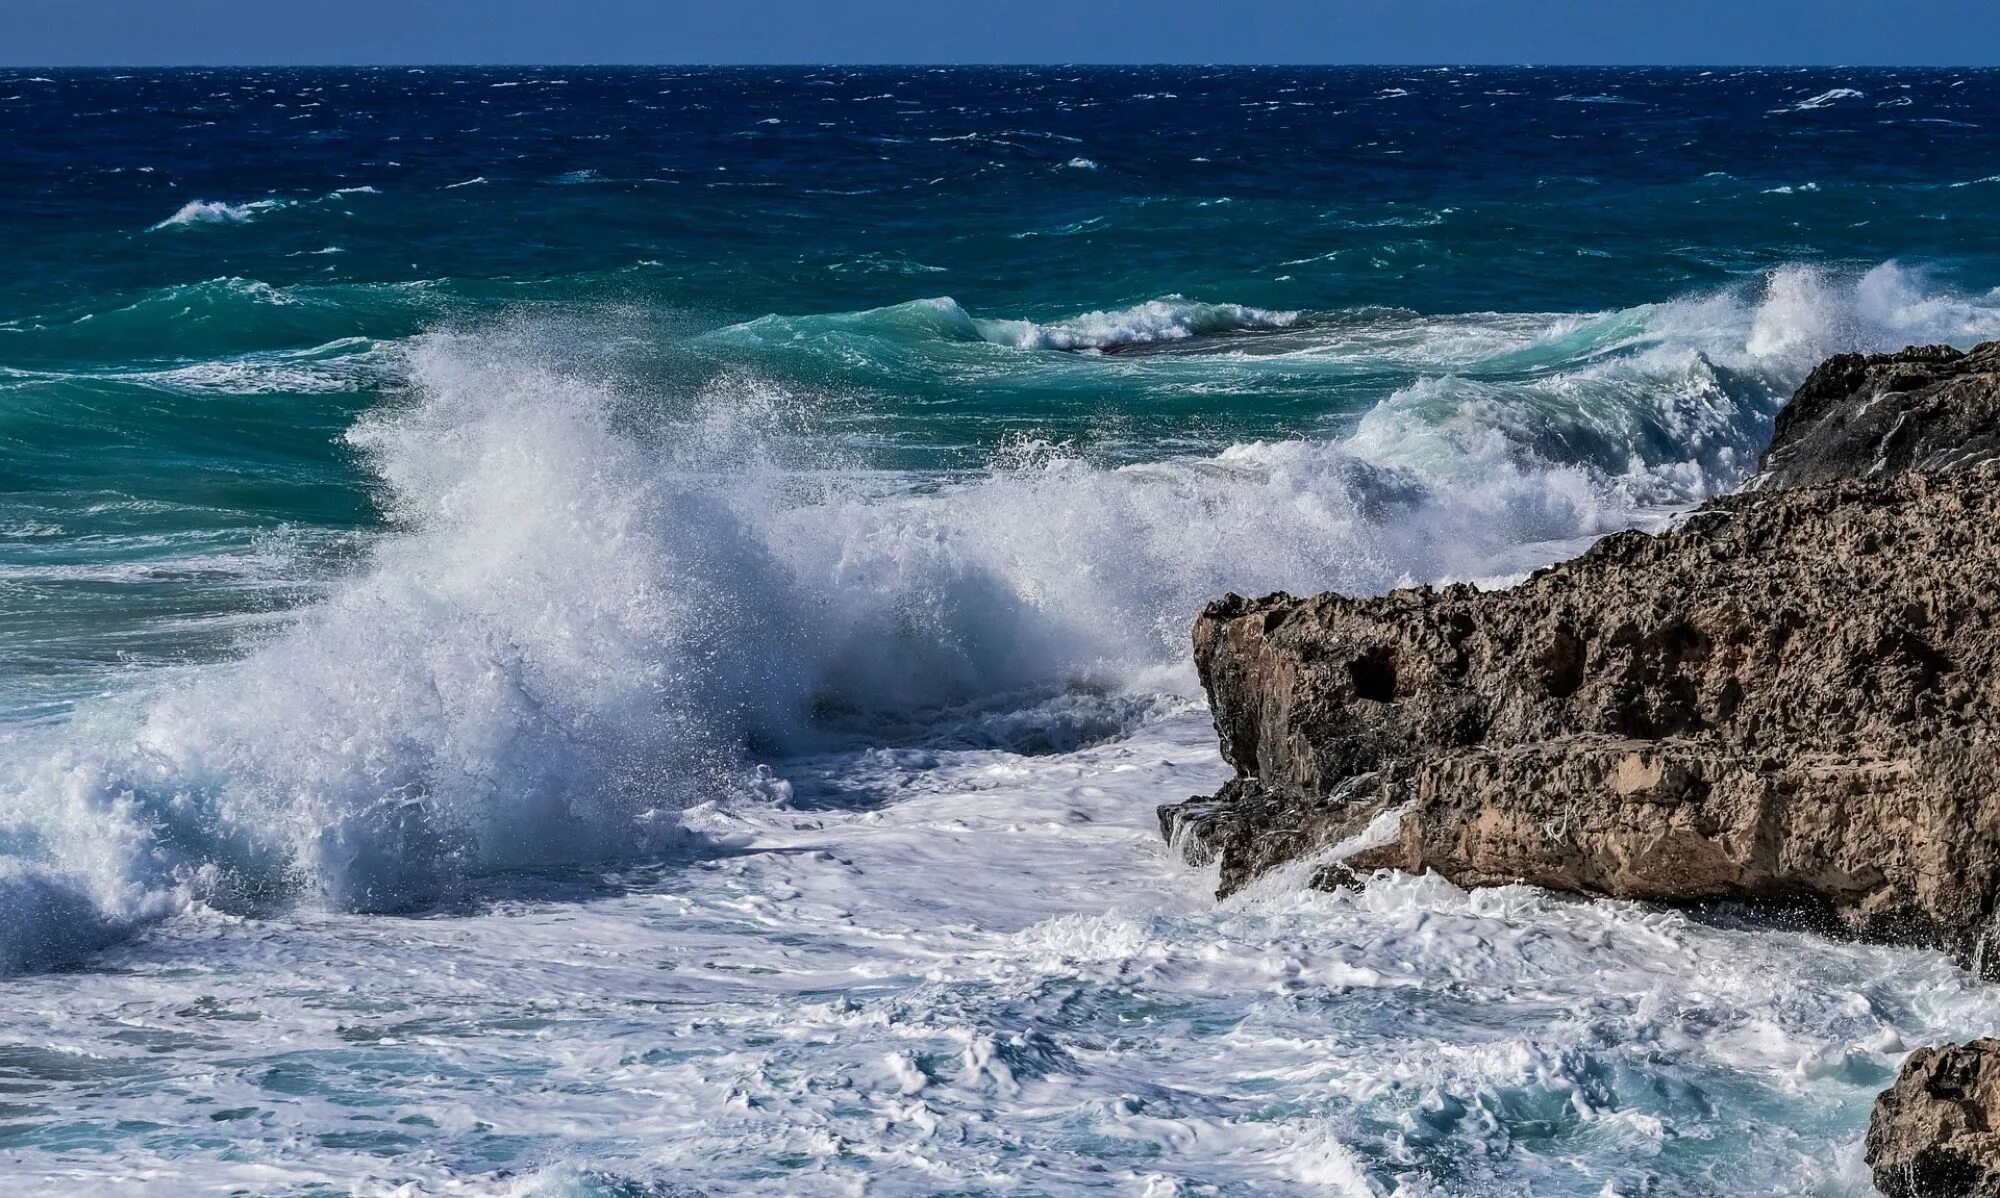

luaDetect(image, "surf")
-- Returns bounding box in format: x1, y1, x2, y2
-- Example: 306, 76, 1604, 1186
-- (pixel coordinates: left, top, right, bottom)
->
11, 64, 2000, 1194
6, 262, 2000, 978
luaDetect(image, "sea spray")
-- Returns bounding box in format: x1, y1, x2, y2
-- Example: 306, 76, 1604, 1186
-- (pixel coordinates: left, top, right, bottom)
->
10, 262, 2000, 973
10, 66, 2000, 1194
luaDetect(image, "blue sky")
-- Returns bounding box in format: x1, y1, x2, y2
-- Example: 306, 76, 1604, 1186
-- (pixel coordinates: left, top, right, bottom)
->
4, 0, 1999, 66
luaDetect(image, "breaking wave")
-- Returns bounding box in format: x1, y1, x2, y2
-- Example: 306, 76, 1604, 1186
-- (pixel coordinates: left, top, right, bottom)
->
150, 198, 294, 229
978, 297, 1300, 350
716, 294, 1300, 352
147, 187, 378, 231
3, 261, 1999, 974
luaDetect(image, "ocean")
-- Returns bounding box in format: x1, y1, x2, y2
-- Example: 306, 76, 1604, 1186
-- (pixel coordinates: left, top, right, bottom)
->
5, 65, 2000, 1195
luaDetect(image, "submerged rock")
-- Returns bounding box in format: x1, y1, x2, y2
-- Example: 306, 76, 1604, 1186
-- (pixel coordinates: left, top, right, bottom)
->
1868, 1039, 2000, 1198
1161, 341, 2000, 968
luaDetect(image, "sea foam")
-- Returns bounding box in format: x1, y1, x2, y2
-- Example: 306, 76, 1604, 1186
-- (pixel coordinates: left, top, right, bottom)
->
718, 295, 1299, 352
974, 296, 1300, 350
147, 187, 378, 231
3, 262, 1999, 974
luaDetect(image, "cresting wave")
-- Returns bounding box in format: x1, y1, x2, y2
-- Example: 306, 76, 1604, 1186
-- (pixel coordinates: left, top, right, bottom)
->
147, 187, 378, 231
3, 262, 1999, 976
716, 294, 1301, 352
977, 296, 1301, 350
150, 198, 294, 229
1346, 262, 2000, 507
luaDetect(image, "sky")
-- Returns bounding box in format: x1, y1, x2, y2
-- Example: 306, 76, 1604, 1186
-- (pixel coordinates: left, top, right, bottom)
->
3, 0, 1999, 67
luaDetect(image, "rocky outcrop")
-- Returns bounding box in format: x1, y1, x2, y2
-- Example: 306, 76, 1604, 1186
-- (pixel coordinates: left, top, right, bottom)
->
1867, 1039, 2000, 1197
1161, 342, 2000, 968
1757, 342, 2000, 488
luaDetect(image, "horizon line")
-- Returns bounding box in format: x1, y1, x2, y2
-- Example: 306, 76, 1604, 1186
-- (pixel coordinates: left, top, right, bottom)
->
7, 61, 2000, 71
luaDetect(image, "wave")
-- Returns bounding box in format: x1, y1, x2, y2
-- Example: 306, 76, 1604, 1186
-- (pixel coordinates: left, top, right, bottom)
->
0, 335, 1531, 972
3, 261, 1998, 975
1775, 87, 1866, 114
1347, 262, 2000, 507
0, 276, 441, 369
150, 199, 295, 229
717, 264, 1998, 375
146, 187, 379, 231
977, 297, 1299, 351
715, 295, 1299, 353
0, 337, 387, 400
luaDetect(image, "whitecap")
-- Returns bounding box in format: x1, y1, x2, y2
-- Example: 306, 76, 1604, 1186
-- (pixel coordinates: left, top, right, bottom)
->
147, 198, 289, 230
1775, 87, 1866, 113
973, 296, 1299, 350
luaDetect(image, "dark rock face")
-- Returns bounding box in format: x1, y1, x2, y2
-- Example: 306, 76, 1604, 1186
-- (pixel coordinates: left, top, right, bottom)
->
1757, 342, 2000, 489
1161, 341, 2000, 967
1868, 1039, 2000, 1198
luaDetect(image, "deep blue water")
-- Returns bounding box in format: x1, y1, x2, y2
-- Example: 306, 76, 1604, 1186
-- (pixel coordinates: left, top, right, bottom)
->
3, 67, 2000, 1196
5, 67, 2000, 720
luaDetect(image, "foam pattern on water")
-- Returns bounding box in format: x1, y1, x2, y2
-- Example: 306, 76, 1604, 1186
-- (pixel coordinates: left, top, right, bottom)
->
2, 716, 1995, 1195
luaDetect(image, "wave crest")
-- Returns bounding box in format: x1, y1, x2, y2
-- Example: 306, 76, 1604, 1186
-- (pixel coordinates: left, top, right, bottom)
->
0, 333, 1607, 964
716, 295, 1299, 352
150, 199, 294, 230
147, 187, 378, 231
976, 296, 1300, 351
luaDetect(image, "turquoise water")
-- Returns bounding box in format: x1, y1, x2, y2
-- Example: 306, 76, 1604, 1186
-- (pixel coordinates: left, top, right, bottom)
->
4, 66, 2000, 1195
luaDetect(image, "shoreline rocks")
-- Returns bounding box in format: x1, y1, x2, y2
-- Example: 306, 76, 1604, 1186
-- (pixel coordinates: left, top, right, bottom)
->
1868, 1039, 2000, 1197
1161, 341, 2000, 967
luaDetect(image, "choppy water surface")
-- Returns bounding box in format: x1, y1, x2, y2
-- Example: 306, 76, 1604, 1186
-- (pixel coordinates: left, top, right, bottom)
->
4, 67, 2000, 1195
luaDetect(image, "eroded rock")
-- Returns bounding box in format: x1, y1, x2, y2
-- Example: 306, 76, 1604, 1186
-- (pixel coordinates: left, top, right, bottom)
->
1161, 341, 2000, 968
1868, 1039, 2000, 1198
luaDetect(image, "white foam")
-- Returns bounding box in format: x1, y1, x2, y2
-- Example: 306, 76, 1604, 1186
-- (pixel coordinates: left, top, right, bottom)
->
9, 262, 2000, 976
4, 712, 1994, 1193
147, 186, 379, 230
148, 198, 289, 229
973, 296, 1300, 350
1779, 87, 1866, 113
0, 333, 1602, 965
